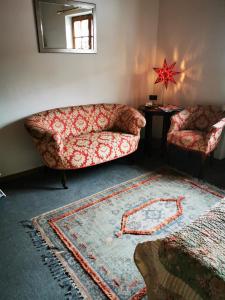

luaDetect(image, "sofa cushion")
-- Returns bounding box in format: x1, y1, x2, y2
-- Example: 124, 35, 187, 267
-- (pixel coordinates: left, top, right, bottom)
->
41, 131, 139, 169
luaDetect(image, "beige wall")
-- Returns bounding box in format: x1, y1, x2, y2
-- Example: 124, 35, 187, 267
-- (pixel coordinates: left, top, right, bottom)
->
153, 0, 225, 158
0, 0, 159, 176
155, 0, 225, 106
3, 0, 225, 177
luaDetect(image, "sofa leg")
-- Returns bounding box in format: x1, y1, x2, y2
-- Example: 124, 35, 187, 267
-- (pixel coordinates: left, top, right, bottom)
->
126, 152, 136, 164
61, 171, 68, 189
166, 143, 171, 165
209, 151, 214, 167
198, 155, 207, 179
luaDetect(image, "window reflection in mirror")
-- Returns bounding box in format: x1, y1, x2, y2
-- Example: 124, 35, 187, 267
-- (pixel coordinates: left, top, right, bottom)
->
72, 14, 93, 50
34, 0, 97, 53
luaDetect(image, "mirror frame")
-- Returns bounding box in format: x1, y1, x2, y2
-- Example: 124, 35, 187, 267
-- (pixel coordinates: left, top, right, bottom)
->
34, 0, 97, 54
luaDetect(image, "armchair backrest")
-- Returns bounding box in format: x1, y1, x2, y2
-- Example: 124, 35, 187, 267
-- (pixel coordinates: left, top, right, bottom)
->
183, 105, 224, 131
25, 104, 126, 139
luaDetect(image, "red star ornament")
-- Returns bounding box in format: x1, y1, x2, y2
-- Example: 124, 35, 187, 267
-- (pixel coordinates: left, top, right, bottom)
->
153, 59, 181, 89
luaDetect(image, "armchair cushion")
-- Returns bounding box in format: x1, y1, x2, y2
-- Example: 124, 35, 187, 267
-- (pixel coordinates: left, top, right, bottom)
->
168, 130, 206, 153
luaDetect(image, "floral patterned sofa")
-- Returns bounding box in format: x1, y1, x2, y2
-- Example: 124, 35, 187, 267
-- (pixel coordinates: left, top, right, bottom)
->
25, 103, 146, 188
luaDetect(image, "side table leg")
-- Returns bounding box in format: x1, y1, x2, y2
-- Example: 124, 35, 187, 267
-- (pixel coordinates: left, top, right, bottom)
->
145, 114, 152, 156
161, 115, 171, 157
61, 170, 68, 189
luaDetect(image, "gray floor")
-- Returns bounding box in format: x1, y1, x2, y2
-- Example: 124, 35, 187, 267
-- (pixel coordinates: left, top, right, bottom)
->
0, 148, 224, 300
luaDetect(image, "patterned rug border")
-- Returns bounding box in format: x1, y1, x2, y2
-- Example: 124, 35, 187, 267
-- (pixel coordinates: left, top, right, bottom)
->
33, 171, 159, 221
48, 174, 162, 300
22, 167, 225, 300
166, 166, 225, 197
34, 167, 225, 221
22, 171, 161, 300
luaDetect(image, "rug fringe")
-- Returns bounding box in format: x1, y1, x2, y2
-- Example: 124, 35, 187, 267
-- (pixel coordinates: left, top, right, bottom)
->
21, 220, 84, 300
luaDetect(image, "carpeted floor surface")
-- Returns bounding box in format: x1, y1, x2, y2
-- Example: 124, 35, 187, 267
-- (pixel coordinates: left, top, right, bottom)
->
0, 146, 225, 300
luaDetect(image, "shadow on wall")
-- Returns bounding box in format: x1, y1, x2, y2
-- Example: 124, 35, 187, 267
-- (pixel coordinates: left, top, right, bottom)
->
0, 119, 42, 177
116, 0, 158, 108
153, 40, 206, 106
171, 40, 206, 105
128, 51, 154, 108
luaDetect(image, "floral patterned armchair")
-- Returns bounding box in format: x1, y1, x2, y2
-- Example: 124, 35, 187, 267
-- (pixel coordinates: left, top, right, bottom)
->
25, 104, 146, 188
167, 106, 225, 175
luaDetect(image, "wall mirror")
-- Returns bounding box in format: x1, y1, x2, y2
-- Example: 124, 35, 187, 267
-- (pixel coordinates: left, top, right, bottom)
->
34, 0, 97, 53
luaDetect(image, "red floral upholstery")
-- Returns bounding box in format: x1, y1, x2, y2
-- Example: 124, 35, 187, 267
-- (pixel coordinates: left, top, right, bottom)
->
25, 104, 145, 169
167, 106, 225, 155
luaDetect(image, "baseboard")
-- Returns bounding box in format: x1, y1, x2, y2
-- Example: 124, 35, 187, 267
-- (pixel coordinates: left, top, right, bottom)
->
0, 166, 45, 184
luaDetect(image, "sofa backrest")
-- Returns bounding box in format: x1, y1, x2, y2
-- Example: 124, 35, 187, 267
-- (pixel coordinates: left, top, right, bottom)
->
26, 104, 126, 138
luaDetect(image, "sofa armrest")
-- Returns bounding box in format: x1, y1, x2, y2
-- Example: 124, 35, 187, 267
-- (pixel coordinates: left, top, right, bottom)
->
114, 106, 146, 135
25, 122, 63, 151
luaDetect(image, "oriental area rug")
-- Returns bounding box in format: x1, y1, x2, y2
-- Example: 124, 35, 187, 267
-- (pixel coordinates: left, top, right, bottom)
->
24, 168, 225, 300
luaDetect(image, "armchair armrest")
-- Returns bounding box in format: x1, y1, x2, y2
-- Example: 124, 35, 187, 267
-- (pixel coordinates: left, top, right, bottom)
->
211, 117, 225, 130
114, 106, 146, 135
205, 118, 225, 155
169, 109, 192, 132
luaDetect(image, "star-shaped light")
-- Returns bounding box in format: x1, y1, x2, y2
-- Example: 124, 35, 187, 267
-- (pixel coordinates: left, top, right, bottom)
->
153, 59, 181, 89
